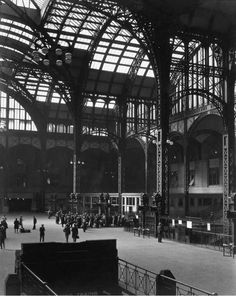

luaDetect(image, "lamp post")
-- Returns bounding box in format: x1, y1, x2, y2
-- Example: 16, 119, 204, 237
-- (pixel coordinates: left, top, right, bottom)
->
151, 193, 163, 238
0, 119, 8, 213
138, 193, 149, 229
70, 159, 84, 213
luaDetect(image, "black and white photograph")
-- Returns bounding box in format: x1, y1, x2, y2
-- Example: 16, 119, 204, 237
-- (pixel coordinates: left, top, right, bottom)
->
0, 0, 236, 295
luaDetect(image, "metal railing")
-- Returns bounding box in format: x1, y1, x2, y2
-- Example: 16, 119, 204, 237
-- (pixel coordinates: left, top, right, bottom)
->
188, 230, 232, 250
21, 263, 57, 295
118, 258, 157, 295
124, 224, 232, 252
118, 258, 217, 295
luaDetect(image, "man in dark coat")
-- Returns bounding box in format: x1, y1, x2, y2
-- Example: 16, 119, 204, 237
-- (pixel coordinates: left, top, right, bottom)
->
63, 224, 71, 243
157, 222, 163, 243
71, 224, 79, 242
32, 216, 37, 230
39, 224, 45, 242
0, 225, 5, 249
14, 218, 20, 233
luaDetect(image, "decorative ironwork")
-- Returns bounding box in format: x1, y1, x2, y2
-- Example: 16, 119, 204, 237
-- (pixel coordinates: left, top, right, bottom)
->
118, 258, 157, 295
118, 258, 216, 296
156, 129, 162, 195
222, 134, 230, 235
170, 88, 226, 119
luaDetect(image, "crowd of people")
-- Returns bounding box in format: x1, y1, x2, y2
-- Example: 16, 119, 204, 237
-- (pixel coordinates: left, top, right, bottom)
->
0, 210, 128, 248
50, 210, 128, 243
53, 210, 127, 228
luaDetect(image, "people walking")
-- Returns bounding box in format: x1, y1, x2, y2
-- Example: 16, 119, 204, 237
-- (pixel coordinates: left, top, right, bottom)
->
14, 218, 20, 233
39, 224, 45, 242
32, 216, 37, 230
0, 225, 5, 249
157, 222, 163, 243
71, 224, 79, 242
19, 216, 23, 228
63, 224, 71, 243
82, 220, 87, 232
1, 218, 8, 239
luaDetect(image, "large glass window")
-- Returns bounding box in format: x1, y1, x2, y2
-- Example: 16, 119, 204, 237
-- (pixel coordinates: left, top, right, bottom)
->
208, 167, 219, 185
0, 91, 37, 131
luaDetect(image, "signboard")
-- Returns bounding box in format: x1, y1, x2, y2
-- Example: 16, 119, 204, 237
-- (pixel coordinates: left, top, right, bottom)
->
187, 221, 192, 229
178, 220, 182, 225
172, 219, 175, 226
207, 223, 211, 231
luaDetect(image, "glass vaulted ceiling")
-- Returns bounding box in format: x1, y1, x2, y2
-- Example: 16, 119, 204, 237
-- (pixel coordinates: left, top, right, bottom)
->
0, 0, 197, 119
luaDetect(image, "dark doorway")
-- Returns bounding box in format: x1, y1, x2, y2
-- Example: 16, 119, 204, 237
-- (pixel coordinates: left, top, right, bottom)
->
8, 199, 32, 212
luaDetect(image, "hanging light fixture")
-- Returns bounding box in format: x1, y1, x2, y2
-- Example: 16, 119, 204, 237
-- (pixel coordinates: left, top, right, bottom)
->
32, 37, 73, 67
55, 46, 63, 56
65, 51, 72, 64
56, 59, 63, 66
43, 56, 50, 66
41, 46, 49, 55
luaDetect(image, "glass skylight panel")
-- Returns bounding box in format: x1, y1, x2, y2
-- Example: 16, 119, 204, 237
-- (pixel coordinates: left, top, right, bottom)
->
91, 61, 101, 69
124, 51, 136, 58
100, 41, 109, 47
117, 65, 129, 74
1, 109, 6, 118
0, 32, 8, 37
0, 25, 10, 31
9, 0, 37, 9
115, 35, 127, 43
94, 53, 105, 61
103, 32, 115, 40
28, 89, 36, 95
51, 92, 60, 103
102, 63, 116, 72
97, 46, 107, 53
137, 68, 146, 76
111, 43, 125, 49
140, 60, 149, 68
108, 48, 122, 56
80, 29, 93, 37
108, 100, 115, 109
85, 99, 93, 107
37, 90, 48, 96
36, 96, 47, 102
60, 24, 75, 33
146, 70, 154, 78
65, 18, 81, 29
75, 37, 90, 48
126, 45, 139, 53
105, 55, 119, 63
95, 99, 105, 108
120, 57, 133, 66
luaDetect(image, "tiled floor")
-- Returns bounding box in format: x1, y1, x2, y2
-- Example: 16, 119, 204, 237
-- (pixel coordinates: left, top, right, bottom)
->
0, 213, 235, 295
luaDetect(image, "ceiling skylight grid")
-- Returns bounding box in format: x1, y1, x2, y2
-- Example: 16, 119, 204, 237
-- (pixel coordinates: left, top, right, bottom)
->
0, 20, 34, 45
9, 0, 37, 9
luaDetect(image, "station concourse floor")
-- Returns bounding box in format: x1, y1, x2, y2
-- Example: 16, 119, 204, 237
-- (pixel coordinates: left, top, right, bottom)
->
0, 213, 235, 296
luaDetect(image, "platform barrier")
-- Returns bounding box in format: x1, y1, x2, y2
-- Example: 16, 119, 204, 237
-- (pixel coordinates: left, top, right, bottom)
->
118, 258, 217, 295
